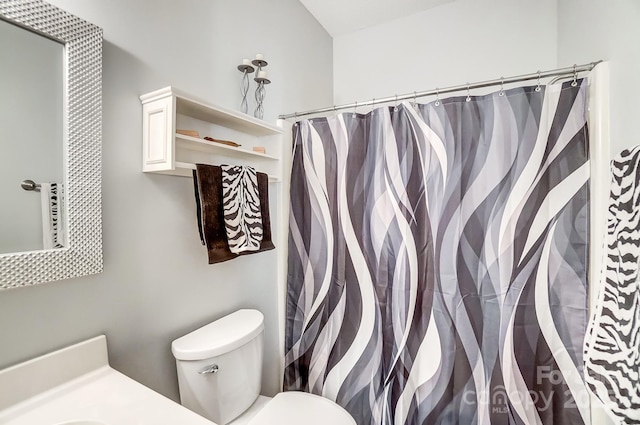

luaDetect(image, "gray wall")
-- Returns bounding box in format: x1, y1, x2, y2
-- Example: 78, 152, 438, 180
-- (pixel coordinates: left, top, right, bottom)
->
0, 0, 332, 401
333, 0, 558, 105
0, 20, 63, 254
558, 0, 640, 157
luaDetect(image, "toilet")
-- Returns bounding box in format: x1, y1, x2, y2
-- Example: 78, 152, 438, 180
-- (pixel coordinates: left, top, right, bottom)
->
171, 309, 356, 425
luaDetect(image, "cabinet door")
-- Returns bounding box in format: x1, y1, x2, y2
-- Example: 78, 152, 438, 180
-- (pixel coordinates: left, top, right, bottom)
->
142, 94, 175, 172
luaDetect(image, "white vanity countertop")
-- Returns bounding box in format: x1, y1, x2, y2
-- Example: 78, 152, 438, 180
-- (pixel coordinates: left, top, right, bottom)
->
0, 335, 216, 425
0, 365, 216, 425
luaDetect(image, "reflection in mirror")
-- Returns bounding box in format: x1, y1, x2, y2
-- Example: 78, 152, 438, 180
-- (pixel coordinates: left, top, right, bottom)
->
0, 19, 65, 254
0, 0, 102, 290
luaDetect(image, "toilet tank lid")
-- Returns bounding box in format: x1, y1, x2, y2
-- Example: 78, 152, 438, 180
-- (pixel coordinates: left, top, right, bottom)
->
172, 309, 264, 361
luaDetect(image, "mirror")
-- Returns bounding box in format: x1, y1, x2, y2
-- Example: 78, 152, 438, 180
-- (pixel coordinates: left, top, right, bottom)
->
0, 19, 64, 254
0, 0, 103, 290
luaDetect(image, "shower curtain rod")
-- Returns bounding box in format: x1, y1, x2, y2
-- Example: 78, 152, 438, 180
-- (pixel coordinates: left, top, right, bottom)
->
279, 60, 602, 120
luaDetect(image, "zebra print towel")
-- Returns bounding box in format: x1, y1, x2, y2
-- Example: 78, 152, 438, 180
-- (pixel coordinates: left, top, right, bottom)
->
40, 182, 65, 249
584, 145, 640, 424
193, 164, 275, 264
221, 165, 263, 253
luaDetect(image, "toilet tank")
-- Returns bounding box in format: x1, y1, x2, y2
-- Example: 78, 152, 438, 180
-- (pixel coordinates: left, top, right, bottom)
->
171, 309, 264, 425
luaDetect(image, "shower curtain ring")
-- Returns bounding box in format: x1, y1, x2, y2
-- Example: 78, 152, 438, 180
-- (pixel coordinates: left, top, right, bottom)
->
572, 64, 578, 87
435, 88, 440, 106
394, 94, 398, 111
499, 77, 505, 97
535, 70, 542, 92
353, 101, 357, 117
466, 84, 471, 102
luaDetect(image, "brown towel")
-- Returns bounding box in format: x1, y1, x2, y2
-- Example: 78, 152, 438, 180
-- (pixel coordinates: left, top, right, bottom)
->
193, 164, 274, 264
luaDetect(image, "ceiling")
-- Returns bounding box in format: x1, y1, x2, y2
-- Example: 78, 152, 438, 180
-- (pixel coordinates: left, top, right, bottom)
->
299, 0, 455, 37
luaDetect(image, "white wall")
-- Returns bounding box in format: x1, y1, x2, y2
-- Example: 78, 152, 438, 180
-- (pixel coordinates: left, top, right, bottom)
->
558, 0, 640, 156
333, 0, 558, 105
0, 20, 63, 254
0, 0, 332, 401
333, 0, 637, 155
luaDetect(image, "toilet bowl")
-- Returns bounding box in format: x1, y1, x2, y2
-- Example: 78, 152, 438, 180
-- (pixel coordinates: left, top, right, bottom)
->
171, 309, 356, 425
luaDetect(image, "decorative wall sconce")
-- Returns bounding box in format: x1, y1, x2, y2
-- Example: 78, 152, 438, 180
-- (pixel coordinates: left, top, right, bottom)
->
252, 54, 270, 119
237, 59, 255, 114
237, 53, 271, 119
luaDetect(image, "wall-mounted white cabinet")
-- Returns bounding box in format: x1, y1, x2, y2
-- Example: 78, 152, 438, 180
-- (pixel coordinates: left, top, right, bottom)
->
140, 87, 285, 181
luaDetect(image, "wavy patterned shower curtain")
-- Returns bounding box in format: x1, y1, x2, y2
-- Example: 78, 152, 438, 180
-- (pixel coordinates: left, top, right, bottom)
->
284, 80, 591, 425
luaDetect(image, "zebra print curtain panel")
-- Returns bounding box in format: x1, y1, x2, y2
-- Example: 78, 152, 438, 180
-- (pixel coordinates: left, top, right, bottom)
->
285, 80, 591, 425
584, 145, 640, 424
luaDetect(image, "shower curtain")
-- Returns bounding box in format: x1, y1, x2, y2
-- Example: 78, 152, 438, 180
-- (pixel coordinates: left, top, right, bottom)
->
284, 80, 591, 425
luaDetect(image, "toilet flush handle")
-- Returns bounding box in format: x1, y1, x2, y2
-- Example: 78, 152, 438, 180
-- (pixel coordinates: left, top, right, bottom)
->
198, 364, 219, 375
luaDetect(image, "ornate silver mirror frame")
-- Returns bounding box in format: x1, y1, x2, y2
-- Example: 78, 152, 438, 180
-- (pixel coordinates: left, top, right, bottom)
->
0, 0, 102, 290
